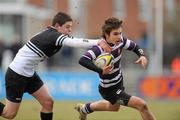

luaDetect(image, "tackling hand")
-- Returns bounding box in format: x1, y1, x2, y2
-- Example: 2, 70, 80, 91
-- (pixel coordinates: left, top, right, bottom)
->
97, 39, 112, 53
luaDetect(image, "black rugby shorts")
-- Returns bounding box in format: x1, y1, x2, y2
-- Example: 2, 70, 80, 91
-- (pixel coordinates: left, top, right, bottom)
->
99, 81, 131, 105
5, 68, 44, 103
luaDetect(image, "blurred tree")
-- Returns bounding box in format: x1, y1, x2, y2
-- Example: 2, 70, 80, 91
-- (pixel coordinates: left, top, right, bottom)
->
164, 3, 180, 68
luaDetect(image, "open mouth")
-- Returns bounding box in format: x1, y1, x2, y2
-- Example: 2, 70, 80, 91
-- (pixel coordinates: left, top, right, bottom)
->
116, 40, 120, 43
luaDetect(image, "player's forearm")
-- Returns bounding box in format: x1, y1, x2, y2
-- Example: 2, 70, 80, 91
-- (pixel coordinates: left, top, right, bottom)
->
79, 57, 103, 74
133, 45, 145, 57
63, 37, 98, 47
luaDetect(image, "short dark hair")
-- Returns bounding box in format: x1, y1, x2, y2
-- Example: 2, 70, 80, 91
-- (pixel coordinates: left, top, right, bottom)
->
52, 12, 72, 26
102, 17, 123, 38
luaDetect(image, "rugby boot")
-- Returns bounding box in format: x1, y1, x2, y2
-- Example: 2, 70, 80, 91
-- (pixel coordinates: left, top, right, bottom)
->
74, 103, 87, 120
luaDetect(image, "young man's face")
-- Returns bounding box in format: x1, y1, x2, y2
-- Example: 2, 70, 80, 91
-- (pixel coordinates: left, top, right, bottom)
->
57, 21, 73, 35
106, 27, 122, 45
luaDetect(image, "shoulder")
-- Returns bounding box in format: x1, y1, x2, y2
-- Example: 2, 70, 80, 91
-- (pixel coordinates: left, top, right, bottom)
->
31, 27, 61, 40
121, 36, 135, 46
122, 36, 128, 43
47, 27, 62, 38
45, 27, 65, 45
91, 45, 103, 53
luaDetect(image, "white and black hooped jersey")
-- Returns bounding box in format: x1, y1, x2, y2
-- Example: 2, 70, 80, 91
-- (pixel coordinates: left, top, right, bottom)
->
81, 36, 141, 88
9, 27, 98, 77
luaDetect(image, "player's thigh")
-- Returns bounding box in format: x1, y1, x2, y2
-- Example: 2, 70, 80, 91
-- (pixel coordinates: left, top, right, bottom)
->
27, 73, 51, 102
91, 100, 120, 110
127, 96, 146, 109
26, 72, 44, 95
3, 99, 20, 115
31, 84, 53, 104
5, 68, 27, 103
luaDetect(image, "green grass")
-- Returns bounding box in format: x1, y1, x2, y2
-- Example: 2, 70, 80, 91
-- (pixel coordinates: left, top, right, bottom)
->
1, 100, 180, 120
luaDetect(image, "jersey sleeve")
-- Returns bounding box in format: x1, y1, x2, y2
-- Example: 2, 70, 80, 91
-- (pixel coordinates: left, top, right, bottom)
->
121, 37, 145, 57
121, 37, 136, 50
79, 46, 103, 74
82, 46, 103, 60
55, 35, 98, 47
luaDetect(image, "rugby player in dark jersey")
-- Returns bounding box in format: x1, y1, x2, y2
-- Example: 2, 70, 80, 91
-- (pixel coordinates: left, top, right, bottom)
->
0, 12, 111, 120
75, 17, 156, 120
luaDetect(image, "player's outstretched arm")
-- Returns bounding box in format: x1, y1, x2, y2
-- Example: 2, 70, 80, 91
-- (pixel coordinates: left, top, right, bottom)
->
62, 37, 111, 52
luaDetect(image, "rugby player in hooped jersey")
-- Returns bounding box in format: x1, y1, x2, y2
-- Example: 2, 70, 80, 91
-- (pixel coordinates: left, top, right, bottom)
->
75, 17, 156, 120
0, 12, 111, 120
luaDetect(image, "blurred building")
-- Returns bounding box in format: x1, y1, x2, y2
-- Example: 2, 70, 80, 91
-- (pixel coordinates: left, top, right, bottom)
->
0, 0, 180, 71
0, 0, 151, 44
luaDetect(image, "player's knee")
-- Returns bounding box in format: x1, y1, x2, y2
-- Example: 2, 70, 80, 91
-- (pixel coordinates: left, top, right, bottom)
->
138, 100, 148, 112
4, 111, 17, 119
141, 102, 148, 112
108, 104, 120, 111
42, 98, 54, 111
111, 106, 120, 111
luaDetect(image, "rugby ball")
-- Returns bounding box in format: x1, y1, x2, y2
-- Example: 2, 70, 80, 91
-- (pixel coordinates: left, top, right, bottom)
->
94, 53, 114, 69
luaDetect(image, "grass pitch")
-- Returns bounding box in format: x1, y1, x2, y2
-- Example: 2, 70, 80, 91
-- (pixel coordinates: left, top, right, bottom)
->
0, 100, 180, 120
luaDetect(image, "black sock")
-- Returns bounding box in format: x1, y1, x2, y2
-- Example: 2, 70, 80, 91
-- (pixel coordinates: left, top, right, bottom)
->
0, 102, 5, 116
40, 112, 53, 120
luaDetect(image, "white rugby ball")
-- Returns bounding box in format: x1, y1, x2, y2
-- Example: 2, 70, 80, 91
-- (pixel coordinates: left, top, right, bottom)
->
94, 53, 114, 69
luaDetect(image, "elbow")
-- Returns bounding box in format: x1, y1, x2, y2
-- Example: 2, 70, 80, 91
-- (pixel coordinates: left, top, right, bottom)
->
79, 57, 84, 66
79, 57, 90, 67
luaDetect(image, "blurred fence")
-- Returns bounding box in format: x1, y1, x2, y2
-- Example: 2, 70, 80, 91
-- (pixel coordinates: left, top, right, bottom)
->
0, 69, 179, 101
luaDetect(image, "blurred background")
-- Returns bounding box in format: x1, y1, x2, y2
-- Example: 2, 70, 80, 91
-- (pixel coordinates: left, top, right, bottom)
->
0, 0, 180, 120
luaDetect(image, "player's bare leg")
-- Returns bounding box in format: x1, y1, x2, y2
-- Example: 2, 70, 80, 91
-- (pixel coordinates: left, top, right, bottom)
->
128, 96, 156, 120
89, 100, 120, 111
0, 99, 20, 119
75, 100, 120, 120
32, 85, 54, 120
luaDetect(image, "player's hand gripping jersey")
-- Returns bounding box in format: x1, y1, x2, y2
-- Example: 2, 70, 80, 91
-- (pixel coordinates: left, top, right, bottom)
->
9, 27, 99, 77
79, 36, 145, 88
